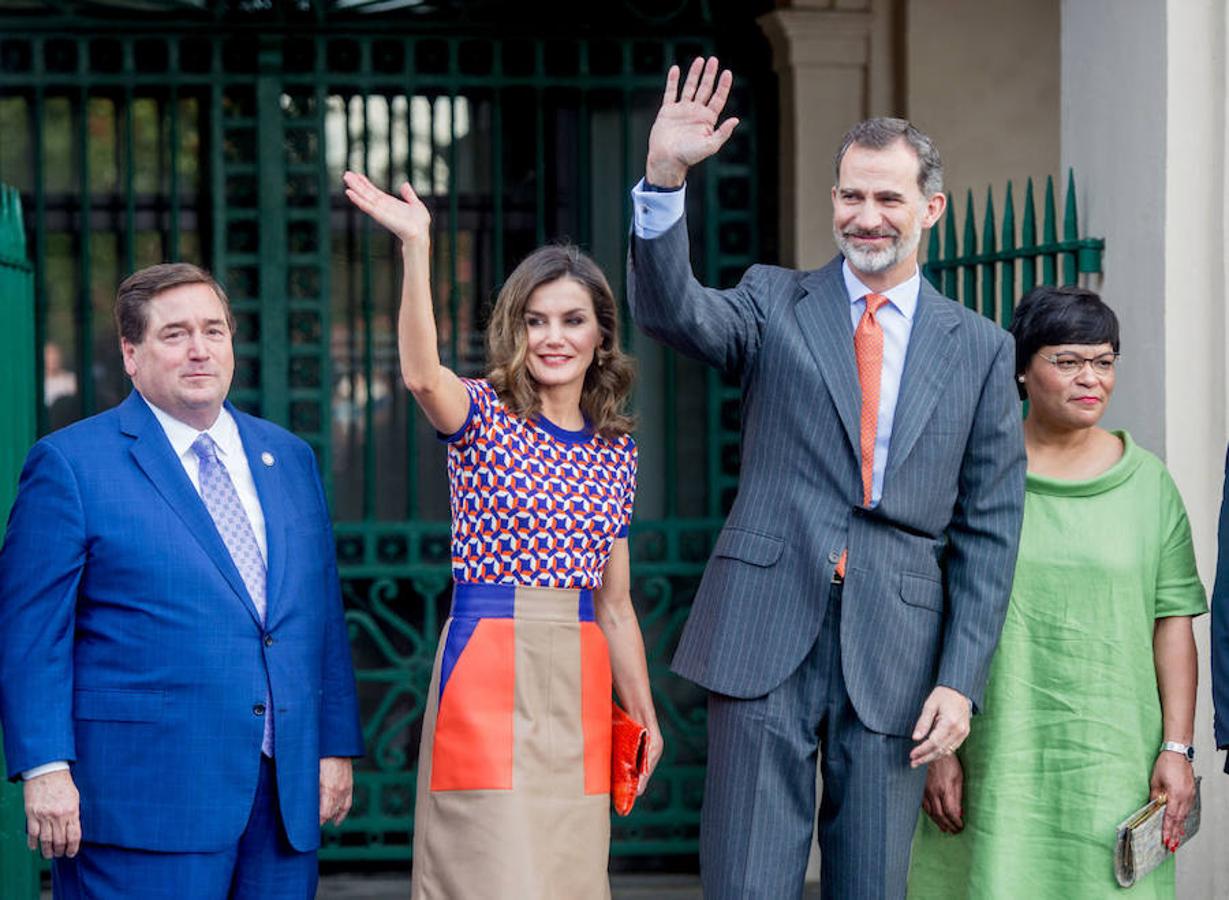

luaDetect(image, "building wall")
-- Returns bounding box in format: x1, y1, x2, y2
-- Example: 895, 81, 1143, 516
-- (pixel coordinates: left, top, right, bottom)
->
906, 0, 1060, 220
761, 0, 1061, 271
1063, 0, 1229, 896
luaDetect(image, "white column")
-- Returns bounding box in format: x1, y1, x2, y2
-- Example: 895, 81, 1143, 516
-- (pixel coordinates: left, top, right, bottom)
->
1063, 1, 1228, 896
758, 1, 891, 269
1162, 2, 1228, 894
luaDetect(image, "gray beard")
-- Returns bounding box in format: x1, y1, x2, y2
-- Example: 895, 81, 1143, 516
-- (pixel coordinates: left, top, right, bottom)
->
833, 225, 922, 275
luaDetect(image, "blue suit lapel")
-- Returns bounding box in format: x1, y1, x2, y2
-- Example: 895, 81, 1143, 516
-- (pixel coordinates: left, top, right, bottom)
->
119, 391, 263, 628
885, 281, 961, 480
794, 259, 860, 455
230, 405, 289, 626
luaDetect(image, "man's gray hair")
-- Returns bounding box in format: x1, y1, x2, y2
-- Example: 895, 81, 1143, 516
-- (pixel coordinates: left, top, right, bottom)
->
833, 118, 944, 198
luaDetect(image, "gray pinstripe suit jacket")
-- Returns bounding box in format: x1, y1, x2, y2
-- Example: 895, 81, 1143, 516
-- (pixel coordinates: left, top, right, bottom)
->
629, 219, 1026, 737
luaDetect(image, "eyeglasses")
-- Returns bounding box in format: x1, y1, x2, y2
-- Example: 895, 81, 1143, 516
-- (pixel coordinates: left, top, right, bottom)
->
1038, 352, 1119, 377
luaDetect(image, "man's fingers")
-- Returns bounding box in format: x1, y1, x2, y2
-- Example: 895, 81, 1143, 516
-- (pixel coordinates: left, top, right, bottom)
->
912, 699, 938, 741
708, 69, 733, 113
66, 817, 81, 858
661, 64, 680, 105
679, 57, 704, 102
52, 815, 70, 857
331, 795, 353, 827
26, 818, 39, 852
695, 57, 719, 105
709, 118, 740, 154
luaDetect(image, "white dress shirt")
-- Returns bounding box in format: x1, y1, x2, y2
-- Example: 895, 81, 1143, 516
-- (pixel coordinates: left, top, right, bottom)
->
630, 178, 919, 506
841, 263, 918, 506
23, 395, 268, 781
143, 396, 268, 562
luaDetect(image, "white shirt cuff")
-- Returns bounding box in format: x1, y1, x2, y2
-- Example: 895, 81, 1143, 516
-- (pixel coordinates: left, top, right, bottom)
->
23, 761, 70, 780
631, 178, 686, 239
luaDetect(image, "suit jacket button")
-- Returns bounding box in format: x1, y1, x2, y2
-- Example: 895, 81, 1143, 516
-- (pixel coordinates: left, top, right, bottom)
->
253, 703, 266, 716
264, 634, 274, 647
827, 551, 840, 564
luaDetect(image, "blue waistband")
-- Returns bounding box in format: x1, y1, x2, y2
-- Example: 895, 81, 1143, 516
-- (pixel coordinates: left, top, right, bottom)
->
451, 582, 595, 622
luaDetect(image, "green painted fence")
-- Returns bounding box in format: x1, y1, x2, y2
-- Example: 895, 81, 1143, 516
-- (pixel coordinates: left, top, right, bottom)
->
0, 2, 765, 868
922, 170, 1105, 320
0, 185, 40, 897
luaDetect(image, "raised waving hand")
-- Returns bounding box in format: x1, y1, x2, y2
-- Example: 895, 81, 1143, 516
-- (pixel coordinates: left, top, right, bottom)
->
343, 170, 431, 245
646, 56, 740, 188
342, 170, 469, 435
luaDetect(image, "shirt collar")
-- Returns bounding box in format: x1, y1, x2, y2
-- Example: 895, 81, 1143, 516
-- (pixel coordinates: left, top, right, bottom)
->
841, 260, 921, 320
139, 392, 241, 462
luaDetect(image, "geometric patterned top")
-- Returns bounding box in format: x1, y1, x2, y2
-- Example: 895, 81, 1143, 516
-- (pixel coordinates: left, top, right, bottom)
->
443, 378, 637, 590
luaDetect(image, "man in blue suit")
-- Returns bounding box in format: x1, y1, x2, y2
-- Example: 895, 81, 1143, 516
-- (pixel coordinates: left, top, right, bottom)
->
1212, 450, 1229, 772
0, 263, 363, 897
628, 59, 1025, 898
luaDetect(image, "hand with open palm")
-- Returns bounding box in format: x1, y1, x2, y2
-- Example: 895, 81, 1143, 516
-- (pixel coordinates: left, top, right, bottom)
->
646, 56, 740, 188
342, 170, 431, 246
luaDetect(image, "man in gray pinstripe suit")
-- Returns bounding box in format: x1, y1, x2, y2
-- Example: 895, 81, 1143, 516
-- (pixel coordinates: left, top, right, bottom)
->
627, 58, 1026, 899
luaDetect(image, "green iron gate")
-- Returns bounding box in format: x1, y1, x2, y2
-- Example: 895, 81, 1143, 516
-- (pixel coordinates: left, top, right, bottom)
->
0, 2, 767, 864
0, 184, 40, 896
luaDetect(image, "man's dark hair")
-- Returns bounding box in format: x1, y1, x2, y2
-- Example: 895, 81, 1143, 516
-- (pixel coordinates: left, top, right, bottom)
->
1009, 285, 1120, 399
115, 263, 233, 345
834, 117, 944, 198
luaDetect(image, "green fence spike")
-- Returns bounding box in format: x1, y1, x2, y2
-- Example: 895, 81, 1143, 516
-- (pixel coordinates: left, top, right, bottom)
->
981, 186, 996, 320
1021, 177, 1037, 293
1063, 168, 1079, 240
925, 221, 941, 285
1063, 168, 1079, 283
942, 191, 958, 298
962, 189, 977, 309
1001, 181, 1016, 327
1042, 175, 1057, 285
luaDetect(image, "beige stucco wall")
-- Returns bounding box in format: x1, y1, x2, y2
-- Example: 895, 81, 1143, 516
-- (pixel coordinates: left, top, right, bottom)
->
761, 0, 1061, 270
906, 0, 1061, 217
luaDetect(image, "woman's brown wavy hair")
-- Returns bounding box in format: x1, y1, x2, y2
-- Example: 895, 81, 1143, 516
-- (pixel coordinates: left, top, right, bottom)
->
486, 244, 636, 438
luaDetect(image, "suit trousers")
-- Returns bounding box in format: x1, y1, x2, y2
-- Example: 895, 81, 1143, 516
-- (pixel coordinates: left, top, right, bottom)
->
701, 583, 927, 899
52, 755, 317, 899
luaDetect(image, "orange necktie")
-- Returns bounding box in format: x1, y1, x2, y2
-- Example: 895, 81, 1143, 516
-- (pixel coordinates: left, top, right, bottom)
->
836, 292, 889, 579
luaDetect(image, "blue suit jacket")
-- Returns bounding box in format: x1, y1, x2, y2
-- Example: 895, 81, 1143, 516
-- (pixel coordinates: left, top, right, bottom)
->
0, 391, 363, 852
1211, 444, 1229, 769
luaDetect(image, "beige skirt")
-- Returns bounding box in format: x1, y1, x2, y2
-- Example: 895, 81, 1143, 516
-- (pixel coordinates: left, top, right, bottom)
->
411, 582, 613, 899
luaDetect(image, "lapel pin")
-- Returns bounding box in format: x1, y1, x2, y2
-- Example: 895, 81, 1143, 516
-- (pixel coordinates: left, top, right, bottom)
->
261, 452, 275, 467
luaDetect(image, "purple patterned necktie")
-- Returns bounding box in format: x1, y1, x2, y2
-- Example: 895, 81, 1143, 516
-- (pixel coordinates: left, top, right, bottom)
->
192, 433, 274, 756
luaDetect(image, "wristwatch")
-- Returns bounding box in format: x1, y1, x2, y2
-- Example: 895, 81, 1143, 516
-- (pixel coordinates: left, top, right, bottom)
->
1160, 741, 1195, 762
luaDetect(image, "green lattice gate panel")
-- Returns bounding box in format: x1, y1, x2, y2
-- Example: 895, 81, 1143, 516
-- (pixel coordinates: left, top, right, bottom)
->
0, 8, 764, 864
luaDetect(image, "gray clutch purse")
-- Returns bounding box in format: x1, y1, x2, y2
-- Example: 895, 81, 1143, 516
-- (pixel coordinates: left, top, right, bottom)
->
1113, 776, 1201, 888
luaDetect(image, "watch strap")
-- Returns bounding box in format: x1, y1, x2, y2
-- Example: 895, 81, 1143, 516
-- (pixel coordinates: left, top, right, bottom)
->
1160, 740, 1195, 761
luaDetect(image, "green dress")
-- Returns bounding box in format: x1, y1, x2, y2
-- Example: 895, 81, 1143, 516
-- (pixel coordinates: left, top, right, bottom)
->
908, 432, 1206, 899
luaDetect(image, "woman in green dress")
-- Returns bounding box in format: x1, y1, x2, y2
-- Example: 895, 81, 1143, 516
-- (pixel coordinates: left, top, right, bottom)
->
908, 285, 1205, 899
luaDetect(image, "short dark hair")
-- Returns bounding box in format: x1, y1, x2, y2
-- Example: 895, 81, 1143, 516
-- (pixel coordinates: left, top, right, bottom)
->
1009, 285, 1120, 399
834, 117, 943, 197
115, 263, 233, 345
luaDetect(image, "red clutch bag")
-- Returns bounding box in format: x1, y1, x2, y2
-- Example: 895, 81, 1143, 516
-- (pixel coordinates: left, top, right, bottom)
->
611, 702, 649, 816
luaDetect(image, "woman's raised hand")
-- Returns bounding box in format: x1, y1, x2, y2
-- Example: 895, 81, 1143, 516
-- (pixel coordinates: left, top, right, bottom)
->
342, 171, 431, 245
